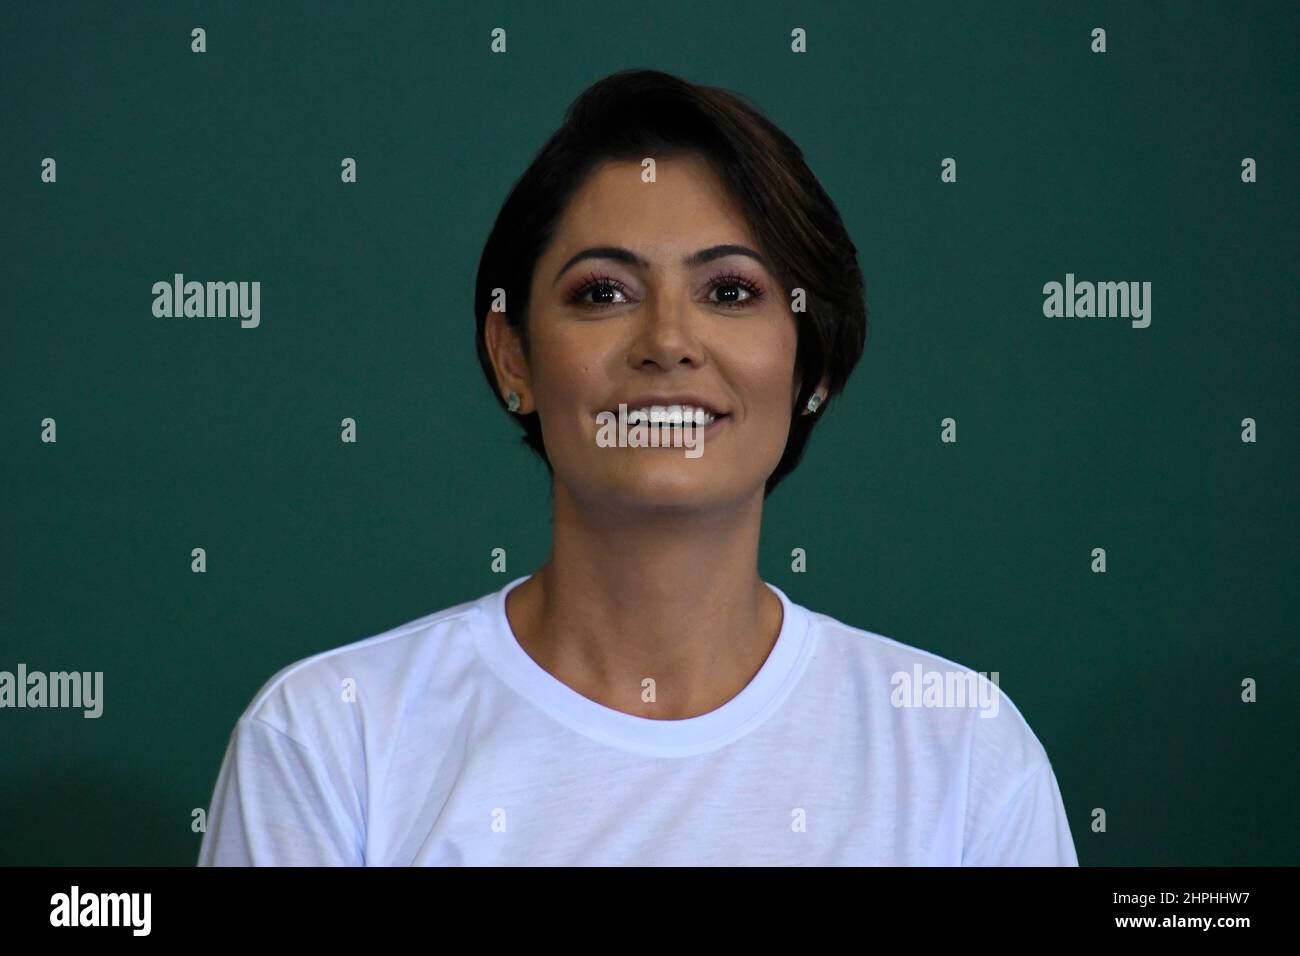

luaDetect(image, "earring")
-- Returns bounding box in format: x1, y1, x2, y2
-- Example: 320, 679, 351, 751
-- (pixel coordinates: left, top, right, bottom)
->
805, 392, 823, 414
505, 391, 521, 413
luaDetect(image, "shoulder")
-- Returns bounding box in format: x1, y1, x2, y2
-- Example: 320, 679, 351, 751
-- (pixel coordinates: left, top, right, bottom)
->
233, 589, 493, 747
800, 602, 1072, 861
800, 601, 1053, 775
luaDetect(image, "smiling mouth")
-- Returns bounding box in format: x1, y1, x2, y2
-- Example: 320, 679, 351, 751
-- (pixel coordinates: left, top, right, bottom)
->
594, 404, 729, 427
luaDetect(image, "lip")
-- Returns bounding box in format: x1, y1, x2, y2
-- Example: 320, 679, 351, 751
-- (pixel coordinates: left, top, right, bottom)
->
592, 410, 731, 439
689, 413, 728, 433
596, 394, 730, 418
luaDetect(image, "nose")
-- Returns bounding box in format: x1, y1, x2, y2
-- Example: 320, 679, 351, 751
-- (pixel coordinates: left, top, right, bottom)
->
627, 283, 706, 371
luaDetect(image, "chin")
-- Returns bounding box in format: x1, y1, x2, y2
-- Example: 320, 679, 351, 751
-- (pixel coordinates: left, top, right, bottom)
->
601, 463, 740, 512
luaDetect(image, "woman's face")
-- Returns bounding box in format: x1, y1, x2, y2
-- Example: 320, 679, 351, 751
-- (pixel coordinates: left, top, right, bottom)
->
497, 152, 803, 512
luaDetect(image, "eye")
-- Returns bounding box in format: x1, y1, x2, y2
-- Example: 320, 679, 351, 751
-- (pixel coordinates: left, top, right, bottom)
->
707, 273, 766, 310
568, 274, 633, 308
566, 271, 768, 311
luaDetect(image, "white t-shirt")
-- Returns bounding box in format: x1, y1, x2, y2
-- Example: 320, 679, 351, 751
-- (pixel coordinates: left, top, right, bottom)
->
198, 575, 1078, 866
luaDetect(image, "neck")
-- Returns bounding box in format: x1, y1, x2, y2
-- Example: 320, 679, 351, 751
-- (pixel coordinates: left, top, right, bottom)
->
504, 484, 783, 720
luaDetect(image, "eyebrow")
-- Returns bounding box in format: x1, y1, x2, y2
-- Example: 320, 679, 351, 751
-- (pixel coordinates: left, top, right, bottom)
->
552, 244, 768, 287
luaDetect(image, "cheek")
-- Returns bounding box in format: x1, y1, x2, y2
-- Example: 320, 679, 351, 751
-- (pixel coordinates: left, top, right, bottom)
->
533, 326, 592, 392
734, 322, 799, 414
529, 323, 617, 423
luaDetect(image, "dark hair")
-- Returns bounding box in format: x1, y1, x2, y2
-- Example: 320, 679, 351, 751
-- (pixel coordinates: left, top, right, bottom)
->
474, 68, 868, 497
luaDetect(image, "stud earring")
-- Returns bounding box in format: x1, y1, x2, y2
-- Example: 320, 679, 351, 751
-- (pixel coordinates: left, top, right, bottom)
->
505, 391, 521, 413
805, 392, 823, 414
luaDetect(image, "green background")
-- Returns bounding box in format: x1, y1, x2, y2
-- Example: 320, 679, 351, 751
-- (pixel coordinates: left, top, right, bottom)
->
2, 0, 1296, 865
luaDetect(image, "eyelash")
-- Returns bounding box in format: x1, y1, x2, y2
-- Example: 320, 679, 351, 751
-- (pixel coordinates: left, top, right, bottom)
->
567, 271, 767, 311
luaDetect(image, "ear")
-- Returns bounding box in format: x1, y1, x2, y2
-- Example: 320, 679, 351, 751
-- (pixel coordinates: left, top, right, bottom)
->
796, 375, 831, 416
484, 310, 533, 413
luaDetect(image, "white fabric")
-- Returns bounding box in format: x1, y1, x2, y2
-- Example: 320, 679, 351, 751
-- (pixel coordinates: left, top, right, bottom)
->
198, 575, 1078, 866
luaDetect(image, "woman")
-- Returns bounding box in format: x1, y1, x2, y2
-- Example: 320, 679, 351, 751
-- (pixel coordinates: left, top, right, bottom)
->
199, 69, 1077, 866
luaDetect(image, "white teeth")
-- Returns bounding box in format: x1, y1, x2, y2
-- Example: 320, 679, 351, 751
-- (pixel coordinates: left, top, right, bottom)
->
604, 403, 718, 425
